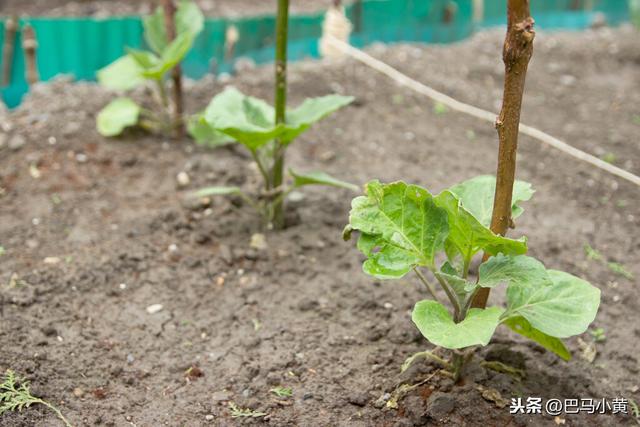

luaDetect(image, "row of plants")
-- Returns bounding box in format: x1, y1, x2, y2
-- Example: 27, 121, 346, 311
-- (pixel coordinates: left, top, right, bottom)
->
4, 0, 603, 424
95, 0, 602, 387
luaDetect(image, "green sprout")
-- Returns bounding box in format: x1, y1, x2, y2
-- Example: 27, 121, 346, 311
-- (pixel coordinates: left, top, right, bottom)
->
269, 386, 292, 397
228, 402, 267, 418
0, 370, 72, 427
588, 327, 606, 342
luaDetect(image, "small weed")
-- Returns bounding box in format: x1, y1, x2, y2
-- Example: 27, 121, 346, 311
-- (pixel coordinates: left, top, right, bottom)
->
601, 152, 616, 164
0, 370, 72, 426
584, 244, 603, 261
270, 386, 292, 397
466, 130, 476, 141
588, 327, 606, 342
433, 102, 448, 115
629, 398, 639, 424
616, 199, 628, 208
252, 318, 262, 331
0, 246, 5, 257
633, 115, 640, 125
228, 402, 267, 418
585, 244, 633, 280
607, 262, 634, 280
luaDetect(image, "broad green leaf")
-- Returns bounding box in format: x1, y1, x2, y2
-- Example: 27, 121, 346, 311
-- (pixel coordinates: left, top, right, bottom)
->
434, 190, 527, 264
349, 181, 449, 278
127, 48, 160, 69
505, 270, 600, 338
187, 114, 235, 148
96, 98, 141, 137
141, 32, 194, 80
143, 6, 167, 54
279, 95, 354, 145
143, 0, 204, 54
176, 0, 205, 37
190, 186, 243, 198
503, 316, 571, 361
412, 300, 504, 349
97, 55, 145, 91
203, 87, 281, 151
290, 169, 359, 191
203, 89, 352, 150
478, 254, 550, 289
449, 175, 534, 227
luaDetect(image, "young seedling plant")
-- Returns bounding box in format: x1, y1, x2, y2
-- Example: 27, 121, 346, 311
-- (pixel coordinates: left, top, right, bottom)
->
96, 0, 204, 138
1, 369, 72, 426
191, 0, 356, 229
344, 175, 601, 380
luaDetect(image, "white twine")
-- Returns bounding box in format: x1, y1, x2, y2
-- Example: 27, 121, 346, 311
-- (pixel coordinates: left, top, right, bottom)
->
325, 35, 640, 187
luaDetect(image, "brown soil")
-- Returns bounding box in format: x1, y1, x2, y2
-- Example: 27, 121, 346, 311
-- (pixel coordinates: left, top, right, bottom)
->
1, 0, 328, 18
1, 27, 639, 426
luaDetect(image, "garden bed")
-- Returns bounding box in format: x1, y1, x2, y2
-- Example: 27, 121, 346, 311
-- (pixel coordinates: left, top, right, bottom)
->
1, 27, 638, 426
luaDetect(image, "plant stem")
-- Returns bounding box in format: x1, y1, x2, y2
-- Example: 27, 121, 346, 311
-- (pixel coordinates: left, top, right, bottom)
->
472, 0, 535, 309
433, 272, 461, 319
413, 268, 442, 304
162, 0, 184, 138
268, 0, 289, 230
35, 399, 73, 427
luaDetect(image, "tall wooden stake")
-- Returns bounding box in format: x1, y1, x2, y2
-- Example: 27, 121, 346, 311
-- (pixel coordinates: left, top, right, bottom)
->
2, 17, 18, 86
22, 24, 39, 85
472, 0, 535, 308
270, 0, 289, 229
162, 0, 184, 137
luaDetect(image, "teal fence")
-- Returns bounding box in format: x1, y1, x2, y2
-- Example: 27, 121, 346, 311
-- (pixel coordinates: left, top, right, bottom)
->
0, 0, 632, 108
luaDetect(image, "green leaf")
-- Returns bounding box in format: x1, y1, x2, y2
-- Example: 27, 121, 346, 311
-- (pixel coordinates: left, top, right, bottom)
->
289, 169, 359, 191
202, 89, 353, 150
505, 269, 601, 338
97, 55, 145, 91
203, 87, 281, 151
434, 190, 527, 264
348, 181, 449, 279
143, 6, 167, 54
187, 114, 235, 148
143, 0, 204, 54
96, 98, 141, 137
439, 261, 473, 298
141, 32, 194, 80
176, 0, 205, 37
126, 48, 160, 69
478, 254, 550, 289
412, 300, 504, 349
279, 95, 354, 145
190, 186, 243, 198
449, 175, 534, 227
503, 316, 571, 361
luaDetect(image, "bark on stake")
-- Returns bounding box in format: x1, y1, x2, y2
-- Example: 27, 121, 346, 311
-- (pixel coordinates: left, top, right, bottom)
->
162, 0, 184, 137
269, 0, 289, 229
2, 17, 18, 86
22, 24, 39, 85
471, 0, 535, 309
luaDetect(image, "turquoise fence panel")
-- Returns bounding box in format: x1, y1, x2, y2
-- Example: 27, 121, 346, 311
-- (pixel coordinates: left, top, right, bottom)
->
0, 0, 634, 108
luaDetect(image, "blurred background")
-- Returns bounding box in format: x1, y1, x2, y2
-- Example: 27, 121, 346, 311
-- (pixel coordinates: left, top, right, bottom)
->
0, 0, 635, 108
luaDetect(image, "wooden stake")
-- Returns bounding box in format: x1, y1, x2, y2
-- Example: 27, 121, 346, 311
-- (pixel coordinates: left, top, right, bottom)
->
162, 0, 184, 137
22, 24, 39, 85
2, 16, 18, 86
471, 0, 535, 309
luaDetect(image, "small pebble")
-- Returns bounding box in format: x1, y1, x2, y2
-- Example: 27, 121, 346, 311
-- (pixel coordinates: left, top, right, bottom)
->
43, 257, 61, 264
250, 233, 268, 251
146, 304, 163, 314
176, 171, 190, 187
